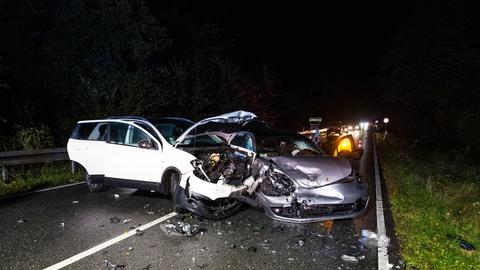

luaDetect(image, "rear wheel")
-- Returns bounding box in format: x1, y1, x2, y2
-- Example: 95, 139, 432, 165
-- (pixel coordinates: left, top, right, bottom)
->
85, 172, 104, 192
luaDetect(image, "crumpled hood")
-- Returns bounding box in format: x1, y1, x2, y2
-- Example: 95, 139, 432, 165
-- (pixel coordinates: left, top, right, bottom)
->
270, 156, 352, 188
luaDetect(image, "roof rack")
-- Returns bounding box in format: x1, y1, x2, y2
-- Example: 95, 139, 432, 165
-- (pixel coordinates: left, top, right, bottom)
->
107, 116, 149, 122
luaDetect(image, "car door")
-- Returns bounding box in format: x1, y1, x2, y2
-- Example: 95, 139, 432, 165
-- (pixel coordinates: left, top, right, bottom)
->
67, 121, 108, 175
105, 121, 165, 183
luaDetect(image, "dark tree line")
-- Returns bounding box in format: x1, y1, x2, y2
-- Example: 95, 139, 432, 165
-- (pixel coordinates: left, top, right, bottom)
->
0, 0, 278, 148
381, 0, 480, 152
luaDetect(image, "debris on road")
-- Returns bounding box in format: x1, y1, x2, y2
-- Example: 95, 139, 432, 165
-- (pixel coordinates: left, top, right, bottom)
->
110, 216, 121, 223
298, 239, 305, 246
103, 259, 125, 270
162, 222, 201, 237
17, 218, 26, 223
341, 254, 359, 264
60, 222, 65, 228
114, 194, 120, 199
72, 200, 79, 204
147, 211, 155, 215
135, 229, 144, 236
123, 219, 132, 224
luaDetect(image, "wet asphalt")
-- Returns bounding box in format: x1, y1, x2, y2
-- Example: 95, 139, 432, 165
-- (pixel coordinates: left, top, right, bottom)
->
0, 133, 384, 270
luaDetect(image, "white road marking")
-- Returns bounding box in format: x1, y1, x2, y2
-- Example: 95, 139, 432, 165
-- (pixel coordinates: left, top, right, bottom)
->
44, 211, 178, 270
373, 136, 392, 270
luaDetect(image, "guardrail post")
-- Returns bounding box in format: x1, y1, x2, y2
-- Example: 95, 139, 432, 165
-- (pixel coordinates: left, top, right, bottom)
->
1, 166, 6, 182
71, 161, 77, 175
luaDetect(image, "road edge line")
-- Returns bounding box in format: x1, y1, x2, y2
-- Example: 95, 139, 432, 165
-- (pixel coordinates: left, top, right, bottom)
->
373, 135, 391, 270
43, 211, 178, 270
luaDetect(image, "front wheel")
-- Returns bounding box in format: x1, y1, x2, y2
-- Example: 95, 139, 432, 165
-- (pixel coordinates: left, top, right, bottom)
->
200, 198, 243, 220
85, 172, 104, 192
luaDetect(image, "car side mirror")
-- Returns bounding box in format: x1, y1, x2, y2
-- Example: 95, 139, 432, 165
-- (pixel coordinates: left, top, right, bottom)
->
138, 139, 154, 149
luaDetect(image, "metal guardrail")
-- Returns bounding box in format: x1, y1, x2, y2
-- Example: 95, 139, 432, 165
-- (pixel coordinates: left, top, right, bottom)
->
0, 148, 74, 182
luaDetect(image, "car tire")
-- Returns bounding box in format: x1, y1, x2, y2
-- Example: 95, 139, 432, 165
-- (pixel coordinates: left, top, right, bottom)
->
169, 172, 180, 196
85, 172, 104, 192
201, 199, 243, 220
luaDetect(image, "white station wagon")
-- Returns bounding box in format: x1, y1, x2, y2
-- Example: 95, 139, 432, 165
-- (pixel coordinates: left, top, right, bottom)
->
68, 111, 368, 222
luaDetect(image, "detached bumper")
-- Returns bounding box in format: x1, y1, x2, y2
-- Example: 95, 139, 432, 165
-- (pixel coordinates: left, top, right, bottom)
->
257, 180, 369, 223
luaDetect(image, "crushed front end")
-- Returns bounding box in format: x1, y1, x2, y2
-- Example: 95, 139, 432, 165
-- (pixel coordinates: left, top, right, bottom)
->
256, 161, 369, 223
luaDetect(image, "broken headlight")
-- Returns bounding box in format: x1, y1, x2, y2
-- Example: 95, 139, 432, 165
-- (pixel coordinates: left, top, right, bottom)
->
261, 165, 296, 196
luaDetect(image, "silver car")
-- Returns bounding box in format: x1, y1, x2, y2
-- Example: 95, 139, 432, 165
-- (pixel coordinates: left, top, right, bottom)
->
174, 111, 369, 223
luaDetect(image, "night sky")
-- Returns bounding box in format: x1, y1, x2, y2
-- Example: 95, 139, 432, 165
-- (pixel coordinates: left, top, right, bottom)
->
148, 1, 408, 128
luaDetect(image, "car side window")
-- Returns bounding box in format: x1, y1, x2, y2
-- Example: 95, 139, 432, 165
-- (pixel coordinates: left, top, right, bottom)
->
109, 122, 156, 149
109, 122, 129, 145
71, 122, 107, 141
230, 135, 245, 147
125, 125, 151, 147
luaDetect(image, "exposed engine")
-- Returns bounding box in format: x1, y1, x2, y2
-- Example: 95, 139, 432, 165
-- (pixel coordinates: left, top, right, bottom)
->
189, 147, 251, 185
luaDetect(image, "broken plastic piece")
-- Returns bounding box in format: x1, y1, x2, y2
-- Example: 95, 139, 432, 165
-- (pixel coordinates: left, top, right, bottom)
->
447, 233, 476, 251
341, 254, 359, 264
162, 222, 201, 237
459, 240, 476, 251
103, 259, 125, 270
123, 219, 132, 224
17, 218, 26, 223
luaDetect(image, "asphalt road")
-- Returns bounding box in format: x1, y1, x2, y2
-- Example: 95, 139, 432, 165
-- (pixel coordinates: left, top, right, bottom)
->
0, 133, 382, 270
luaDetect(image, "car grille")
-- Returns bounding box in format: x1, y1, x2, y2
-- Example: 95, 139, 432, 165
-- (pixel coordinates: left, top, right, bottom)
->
271, 198, 367, 219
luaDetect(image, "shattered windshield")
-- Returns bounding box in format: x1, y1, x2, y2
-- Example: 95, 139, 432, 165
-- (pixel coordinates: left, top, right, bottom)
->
256, 135, 323, 157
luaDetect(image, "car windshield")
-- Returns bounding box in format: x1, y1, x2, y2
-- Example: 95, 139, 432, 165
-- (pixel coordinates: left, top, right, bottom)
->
154, 120, 193, 145
177, 134, 225, 147
256, 135, 323, 157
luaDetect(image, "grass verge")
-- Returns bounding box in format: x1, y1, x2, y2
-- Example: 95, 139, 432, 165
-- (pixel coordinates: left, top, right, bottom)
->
0, 162, 83, 197
378, 134, 480, 269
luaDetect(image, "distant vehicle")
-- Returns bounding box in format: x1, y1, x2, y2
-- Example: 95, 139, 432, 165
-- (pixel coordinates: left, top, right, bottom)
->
67, 111, 368, 222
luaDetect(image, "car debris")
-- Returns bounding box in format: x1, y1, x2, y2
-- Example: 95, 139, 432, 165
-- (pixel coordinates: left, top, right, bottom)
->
17, 218, 26, 223
162, 222, 201, 237
68, 111, 368, 223
447, 233, 476, 251
103, 259, 125, 270
110, 217, 121, 223
341, 254, 359, 264
123, 219, 132, 224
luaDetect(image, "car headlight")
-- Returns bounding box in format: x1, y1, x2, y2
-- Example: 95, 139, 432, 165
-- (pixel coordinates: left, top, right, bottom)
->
261, 165, 296, 196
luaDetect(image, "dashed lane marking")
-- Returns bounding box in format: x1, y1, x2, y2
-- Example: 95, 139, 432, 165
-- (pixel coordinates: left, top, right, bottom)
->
44, 211, 178, 270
